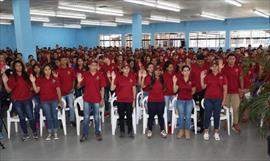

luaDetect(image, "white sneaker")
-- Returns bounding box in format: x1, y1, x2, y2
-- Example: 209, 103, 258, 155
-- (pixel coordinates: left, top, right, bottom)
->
54, 133, 59, 140
214, 132, 220, 141
160, 130, 167, 138
203, 132, 209, 141
146, 130, 152, 138
45, 134, 52, 141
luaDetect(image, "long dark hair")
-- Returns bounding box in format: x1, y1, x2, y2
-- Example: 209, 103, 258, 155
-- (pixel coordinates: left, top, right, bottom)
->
149, 69, 166, 91
12, 60, 30, 83
32, 63, 41, 77
163, 60, 173, 72
41, 63, 53, 77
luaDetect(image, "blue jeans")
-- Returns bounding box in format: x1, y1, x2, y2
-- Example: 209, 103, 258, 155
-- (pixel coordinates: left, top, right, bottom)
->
203, 98, 222, 129
42, 100, 59, 131
62, 93, 75, 122
13, 98, 36, 135
0, 100, 2, 133
165, 95, 174, 123
33, 95, 41, 124
82, 101, 101, 136
176, 100, 193, 129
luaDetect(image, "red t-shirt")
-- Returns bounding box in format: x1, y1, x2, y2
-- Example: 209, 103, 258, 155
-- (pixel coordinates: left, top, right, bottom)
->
142, 75, 151, 92
36, 77, 60, 102
176, 76, 194, 100
7, 75, 32, 101
244, 67, 254, 89
115, 74, 136, 103
56, 67, 75, 96
81, 71, 106, 103
204, 73, 227, 99
163, 72, 174, 96
191, 63, 209, 92
222, 65, 243, 94
145, 77, 165, 102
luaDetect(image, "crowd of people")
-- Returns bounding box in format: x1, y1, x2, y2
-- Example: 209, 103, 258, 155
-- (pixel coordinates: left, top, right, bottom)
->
0, 44, 269, 142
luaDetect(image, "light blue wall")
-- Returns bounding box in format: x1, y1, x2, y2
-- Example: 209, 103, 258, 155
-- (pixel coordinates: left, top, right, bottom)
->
1, 17, 269, 50
0, 24, 78, 50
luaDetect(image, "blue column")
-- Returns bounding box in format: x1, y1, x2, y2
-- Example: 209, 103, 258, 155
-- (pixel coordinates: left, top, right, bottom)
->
185, 31, 189, 49
225, 30, 231, 50
150, 32, 155, 47
12, 0, 35, 61
132, 14, 142, 51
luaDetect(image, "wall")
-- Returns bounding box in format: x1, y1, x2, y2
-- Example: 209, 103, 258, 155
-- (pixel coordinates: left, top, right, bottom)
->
0, 17, 269, 50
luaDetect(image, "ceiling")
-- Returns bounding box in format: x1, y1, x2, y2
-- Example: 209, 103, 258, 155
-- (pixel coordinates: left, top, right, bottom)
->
0, 0, 269, 26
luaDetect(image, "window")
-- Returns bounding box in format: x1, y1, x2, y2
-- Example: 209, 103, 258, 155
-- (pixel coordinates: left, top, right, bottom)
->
99, 34, 122, 47
155, 33, 185, 48
125, 33, 151, 49
230, 30, 270, 48
189, 31, 225, 48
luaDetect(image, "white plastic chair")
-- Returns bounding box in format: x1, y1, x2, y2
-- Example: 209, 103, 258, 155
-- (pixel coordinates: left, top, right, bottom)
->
171, 98, 199, 134
142, 96, 168, 134
201, 98, 230, 135
74, 96, 102, 136
109, 94, 136, 135
39, 98, 67, 136
7, 100, 35, 139
136, 91, 143, 125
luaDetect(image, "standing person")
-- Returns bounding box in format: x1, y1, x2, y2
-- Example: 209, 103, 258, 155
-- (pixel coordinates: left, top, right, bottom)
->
110, 64, 136, 138
163, 61, 175, 131
77, 60, 106, 142
141, 65, 167, 138
30, 64, 62, 141
222, 53, 244, 133
173, 65, 196, 139
56, 56, 76, 126
2, 60, 38, 141
191, 54, 209, 133
201, 61, 227, 141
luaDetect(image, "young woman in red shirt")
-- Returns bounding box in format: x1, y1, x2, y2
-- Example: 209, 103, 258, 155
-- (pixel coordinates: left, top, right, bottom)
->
30, 64, 62, 141
2, 60, 38, 141
141, 65, 167, 138
110, 64, 136, 138
201, 61, 227, 141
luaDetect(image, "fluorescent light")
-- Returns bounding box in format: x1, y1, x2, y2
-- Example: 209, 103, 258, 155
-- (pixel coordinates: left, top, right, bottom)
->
0, 14, 14, 20
31, 16, 50, 22
150, 15, 180, 23
253, 9, 269, 18
58, 5, 95, 13
56, 11, 86, 19
123, 0, 156, 7
64, 24, 81, 29
95, 10, 123, 16
115, 17, 149, 25
30, 9, 56, 17
123, 0, 180, 12
157, 0, 180, 12
225, 0, 242, 7
200, 12, 225, 21
0, 0, 4, 2
81, 20, 117, 27
0, 20, 11, 25
43, 23, 63, 28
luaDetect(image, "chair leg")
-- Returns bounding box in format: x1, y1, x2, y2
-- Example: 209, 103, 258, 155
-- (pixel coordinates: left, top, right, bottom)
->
76, 119, 80, 136
227, 115, 230, 136
62, 118, 67, 136
40, 119, 43, 137
7, 120, 11, 139
171, 113, 175, 134
15, 122, 18, 133
143, 115, 147, 134
132, 112, 136, 134
194, 117, 197, 135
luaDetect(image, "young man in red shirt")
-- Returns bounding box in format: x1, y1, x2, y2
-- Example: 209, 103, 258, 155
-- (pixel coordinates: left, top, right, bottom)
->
56, 57, 76, 126
222, 53, 244, 134
77, 60, 106, 142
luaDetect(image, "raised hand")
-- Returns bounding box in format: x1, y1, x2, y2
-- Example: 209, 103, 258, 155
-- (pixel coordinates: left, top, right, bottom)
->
111, 71, 116, 80
53, 71, 58, 78
141, 70, 147, 78
200, 70, 207, 79
77, 73, 84, 82
1, 73, 8, 83
107, 71, 111, 78
29, 74, 36, 83
173, 75, 177, 83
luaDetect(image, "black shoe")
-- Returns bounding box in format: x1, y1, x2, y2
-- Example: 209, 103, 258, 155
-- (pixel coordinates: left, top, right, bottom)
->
22, 134, 30, 141
128, 132, 134, 139
119, 132, 125, 138
80, 135, 88, 142
33, 133, 39, 140
95, 133, 103, 141
198, 128, 204, 134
